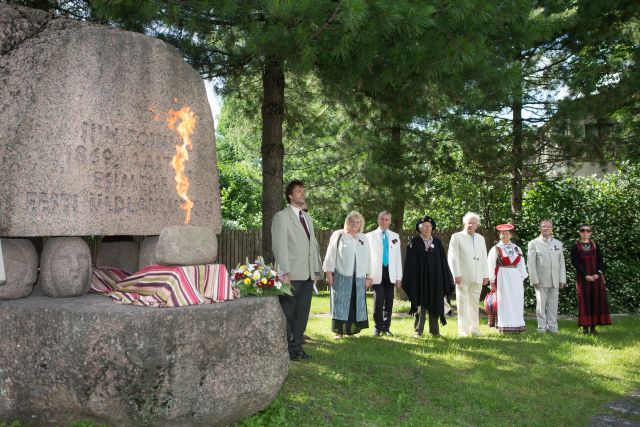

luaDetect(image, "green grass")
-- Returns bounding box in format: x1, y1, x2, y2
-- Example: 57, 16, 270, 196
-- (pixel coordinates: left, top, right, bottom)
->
239, 293, 640, 426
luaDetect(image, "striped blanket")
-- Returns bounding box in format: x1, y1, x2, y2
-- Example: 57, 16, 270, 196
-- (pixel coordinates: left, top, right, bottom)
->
91, 264, 236, 307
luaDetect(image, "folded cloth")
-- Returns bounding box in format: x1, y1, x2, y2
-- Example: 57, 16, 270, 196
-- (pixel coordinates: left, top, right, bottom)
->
91, 264, 234, 307
90, 266, 131, 293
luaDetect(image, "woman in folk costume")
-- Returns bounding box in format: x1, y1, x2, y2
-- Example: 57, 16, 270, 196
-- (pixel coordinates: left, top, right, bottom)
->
487, 224, 528, 334
570, 224, 611, 335
402, 215, 454, 337
323, 211, 373, 339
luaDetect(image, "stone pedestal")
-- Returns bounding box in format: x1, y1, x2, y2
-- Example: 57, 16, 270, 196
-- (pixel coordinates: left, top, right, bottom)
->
40, 237, 92, 297
96, 240, 140, 273
139, 236, 159, 269
0, 238, 38, 300
0, 295, 289, 426
156, 225, 218, 265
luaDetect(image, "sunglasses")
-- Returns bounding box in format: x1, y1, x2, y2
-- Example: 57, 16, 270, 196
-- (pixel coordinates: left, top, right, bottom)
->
579, 229, 592, 233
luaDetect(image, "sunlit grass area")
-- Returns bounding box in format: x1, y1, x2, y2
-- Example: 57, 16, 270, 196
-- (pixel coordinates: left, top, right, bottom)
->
239, 293, 640, 426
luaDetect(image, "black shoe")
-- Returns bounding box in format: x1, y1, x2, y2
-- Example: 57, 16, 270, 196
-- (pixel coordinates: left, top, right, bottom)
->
373, 328, 381, 336
298, 351, 312, 360
289, 353, 300, 361
384, 331, 394, 337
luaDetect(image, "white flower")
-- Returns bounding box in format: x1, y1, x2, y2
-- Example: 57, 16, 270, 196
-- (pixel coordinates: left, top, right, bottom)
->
275, 281, 282, 289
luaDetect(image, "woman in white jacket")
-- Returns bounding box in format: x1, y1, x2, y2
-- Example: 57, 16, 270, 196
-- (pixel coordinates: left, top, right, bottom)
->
323, 211, 373, 338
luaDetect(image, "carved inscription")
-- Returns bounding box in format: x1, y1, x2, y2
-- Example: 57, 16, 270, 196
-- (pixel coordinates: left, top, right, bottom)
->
26, 192, 79, 214
88, 193, 180, 214
81, 121, 176, 148
76, 120, 182, 216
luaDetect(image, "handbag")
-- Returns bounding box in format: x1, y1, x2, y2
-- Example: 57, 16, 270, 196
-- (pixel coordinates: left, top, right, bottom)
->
484, 290, 497, 315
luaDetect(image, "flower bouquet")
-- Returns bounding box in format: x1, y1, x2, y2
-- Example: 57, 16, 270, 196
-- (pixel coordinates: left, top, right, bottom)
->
231, 257, 293, 297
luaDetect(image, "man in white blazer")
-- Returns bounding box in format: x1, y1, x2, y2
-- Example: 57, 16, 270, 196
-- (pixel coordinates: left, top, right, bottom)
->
366, 211, 403, 336
272, 180, 322, 361
527, 219, 566, 334
447, 212, 489, 337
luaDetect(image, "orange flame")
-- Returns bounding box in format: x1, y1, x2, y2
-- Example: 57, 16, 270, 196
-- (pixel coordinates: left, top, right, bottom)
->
165, 106, 197, 224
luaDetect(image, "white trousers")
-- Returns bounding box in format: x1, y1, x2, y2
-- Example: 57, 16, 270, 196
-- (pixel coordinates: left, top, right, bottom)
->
456, 282, 483, 335
535, 287, 559, 332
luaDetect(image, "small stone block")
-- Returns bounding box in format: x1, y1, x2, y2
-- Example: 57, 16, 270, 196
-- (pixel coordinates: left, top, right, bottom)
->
155, 225, 217, 266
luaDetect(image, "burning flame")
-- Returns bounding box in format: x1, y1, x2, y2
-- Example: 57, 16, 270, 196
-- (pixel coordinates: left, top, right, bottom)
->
165, 106, 197, 224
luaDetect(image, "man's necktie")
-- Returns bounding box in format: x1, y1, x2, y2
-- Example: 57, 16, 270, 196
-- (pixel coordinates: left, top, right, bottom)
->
382, 230, 389, 267
299, 210, 310, 240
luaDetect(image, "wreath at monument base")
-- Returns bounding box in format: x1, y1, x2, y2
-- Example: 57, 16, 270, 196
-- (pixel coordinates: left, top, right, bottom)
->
231, 257, 293, 297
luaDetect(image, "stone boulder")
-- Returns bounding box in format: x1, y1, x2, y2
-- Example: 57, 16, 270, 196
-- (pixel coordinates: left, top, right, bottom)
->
96, 240, 140, 273
156, 225, 217, 266
40, 237, 92, 297
0, 3, 221, 237
139, 235, 159, 269
0, 295, 289, 426
0, 238, 38, 300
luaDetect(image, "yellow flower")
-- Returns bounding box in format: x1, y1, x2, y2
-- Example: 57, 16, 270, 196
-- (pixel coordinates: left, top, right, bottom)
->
244, 278, 251, 285
243, 271, 250, 276
253, 272, 260, 280
261, 278, 267, 284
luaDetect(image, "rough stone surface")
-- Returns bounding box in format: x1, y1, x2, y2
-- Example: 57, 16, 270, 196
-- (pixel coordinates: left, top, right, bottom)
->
40, 237, 91, 297
139, 235, 159, 269
96, 240, 140, 273
0, 238, 38, 300
156, 225, 217, 265
589, 414, 638, 427
0, 3, 221, 237
0, 295, 289, 426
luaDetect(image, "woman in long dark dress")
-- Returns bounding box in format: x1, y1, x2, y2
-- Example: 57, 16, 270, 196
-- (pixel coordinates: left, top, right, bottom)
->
570, 224, 611, 334
323, 211, 373, 338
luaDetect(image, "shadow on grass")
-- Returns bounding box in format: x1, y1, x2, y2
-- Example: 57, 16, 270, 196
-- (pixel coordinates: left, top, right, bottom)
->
238, 316, 640, 427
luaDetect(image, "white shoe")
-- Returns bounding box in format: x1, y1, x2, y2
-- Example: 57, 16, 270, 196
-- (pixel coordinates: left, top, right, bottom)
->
471, 331, 483, 337
458, 332, 469, 337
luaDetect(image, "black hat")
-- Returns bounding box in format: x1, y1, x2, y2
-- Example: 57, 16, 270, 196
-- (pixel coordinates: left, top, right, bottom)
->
416, 215, 436, 232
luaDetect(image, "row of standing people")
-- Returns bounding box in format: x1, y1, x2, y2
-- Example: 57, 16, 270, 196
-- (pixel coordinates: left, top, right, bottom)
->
271, 180, 611, 361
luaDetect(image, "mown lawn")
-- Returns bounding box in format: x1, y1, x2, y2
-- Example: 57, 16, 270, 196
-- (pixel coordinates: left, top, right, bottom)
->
238, 293, 640, 426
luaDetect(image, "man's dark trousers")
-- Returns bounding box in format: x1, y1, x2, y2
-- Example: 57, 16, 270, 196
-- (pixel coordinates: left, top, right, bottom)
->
279, 278, 314, 357
373, 266, 394, 332
415, 305, 440, 335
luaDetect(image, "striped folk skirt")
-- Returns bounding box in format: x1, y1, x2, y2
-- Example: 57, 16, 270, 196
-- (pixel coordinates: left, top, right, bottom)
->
330, 270, 368, 335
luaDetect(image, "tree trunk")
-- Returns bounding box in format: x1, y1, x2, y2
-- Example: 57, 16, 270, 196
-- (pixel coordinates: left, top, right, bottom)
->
261, 59, 285, 262
389, 125, 405, 231
511, 80, 524, 223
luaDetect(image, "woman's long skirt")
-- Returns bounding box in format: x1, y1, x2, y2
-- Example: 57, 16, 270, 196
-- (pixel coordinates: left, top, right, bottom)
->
331, 270, 368, 335
496, 268, 525, 334
576, 278, 611, 327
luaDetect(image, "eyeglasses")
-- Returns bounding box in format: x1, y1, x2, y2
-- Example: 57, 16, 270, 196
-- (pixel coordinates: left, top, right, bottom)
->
579, 229, 592, 233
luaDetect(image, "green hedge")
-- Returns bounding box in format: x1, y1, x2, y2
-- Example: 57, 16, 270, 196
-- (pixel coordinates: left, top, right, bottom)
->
519, 163, 640, 314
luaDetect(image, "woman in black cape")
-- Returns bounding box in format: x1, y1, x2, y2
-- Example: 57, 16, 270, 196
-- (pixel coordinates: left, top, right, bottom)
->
402, 215, 454, 337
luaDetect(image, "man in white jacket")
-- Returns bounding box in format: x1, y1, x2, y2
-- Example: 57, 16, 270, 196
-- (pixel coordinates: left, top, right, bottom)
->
527, 219, 566, 334
448, 212, 489, 337
366, 211, 403, 336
